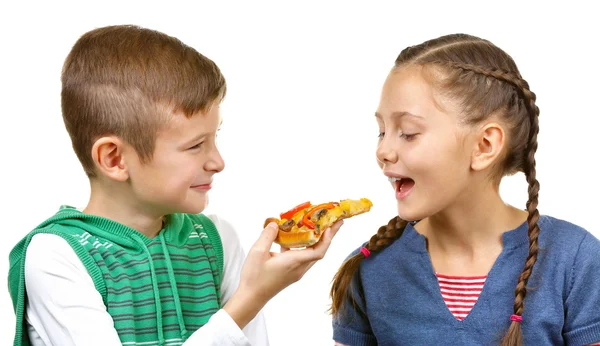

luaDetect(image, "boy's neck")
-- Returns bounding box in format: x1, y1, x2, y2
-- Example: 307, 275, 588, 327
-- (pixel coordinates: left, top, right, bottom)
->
83, 179, 164, 238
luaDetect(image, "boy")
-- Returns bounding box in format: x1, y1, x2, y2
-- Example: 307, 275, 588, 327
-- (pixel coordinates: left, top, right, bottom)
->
8, 25, 343, 346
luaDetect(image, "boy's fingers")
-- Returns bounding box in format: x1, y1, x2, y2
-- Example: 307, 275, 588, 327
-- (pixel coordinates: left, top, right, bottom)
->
253, 222, 279, 252
293, 220, 344, 262
328, 219, 344, 237
308, 229, 334, 257
317, 220, 343, 246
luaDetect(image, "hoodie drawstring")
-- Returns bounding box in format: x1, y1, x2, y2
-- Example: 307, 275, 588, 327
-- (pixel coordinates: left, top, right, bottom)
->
160, 232, 189, 340
132, 235, 165, 346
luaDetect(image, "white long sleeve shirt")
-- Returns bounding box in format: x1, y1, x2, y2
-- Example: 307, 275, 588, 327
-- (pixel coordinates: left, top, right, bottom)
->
24, 214, 269, 346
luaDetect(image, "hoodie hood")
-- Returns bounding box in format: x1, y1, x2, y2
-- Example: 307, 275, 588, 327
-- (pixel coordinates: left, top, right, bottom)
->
32, 205, 195, 248
8, 205, 199, 345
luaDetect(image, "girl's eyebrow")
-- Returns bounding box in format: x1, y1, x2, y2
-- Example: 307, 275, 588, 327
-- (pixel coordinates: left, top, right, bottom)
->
375, 111, 424, 120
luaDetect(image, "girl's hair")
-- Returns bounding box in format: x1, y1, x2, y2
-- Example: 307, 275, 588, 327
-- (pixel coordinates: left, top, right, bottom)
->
330, 34, 540, 346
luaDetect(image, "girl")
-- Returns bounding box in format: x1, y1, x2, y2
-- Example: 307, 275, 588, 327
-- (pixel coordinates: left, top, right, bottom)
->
330, 34, 600, 345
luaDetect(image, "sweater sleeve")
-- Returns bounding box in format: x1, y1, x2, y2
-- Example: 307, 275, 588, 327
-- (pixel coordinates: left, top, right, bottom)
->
332, 256, 377, 346
563, 232, 600, 346
207, 214, 270, 345
25, 233, 125, 346
24, 233, 262, 346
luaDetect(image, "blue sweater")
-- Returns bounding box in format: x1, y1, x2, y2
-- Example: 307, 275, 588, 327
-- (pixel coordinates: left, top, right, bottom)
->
333, 216, 600, 345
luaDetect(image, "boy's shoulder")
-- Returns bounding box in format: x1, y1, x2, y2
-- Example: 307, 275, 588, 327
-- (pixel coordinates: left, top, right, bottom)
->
10, 207, 91, 264
186, 213, 236, 236
186, 213, 244, 252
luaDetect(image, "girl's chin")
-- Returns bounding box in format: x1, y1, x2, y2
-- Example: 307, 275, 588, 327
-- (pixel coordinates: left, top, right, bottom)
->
396, 204, 425, 223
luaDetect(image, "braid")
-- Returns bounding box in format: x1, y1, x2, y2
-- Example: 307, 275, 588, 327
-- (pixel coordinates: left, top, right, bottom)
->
500, 70, 541, 346
329, 216, 407, 317
444, 61, 526, 95
441, 61, 541, 345
367, 216, 407, 251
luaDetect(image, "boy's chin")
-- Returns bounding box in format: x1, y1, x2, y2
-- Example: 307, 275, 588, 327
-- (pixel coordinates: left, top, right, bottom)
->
183, 197, 209, 215
162, 196, 208, 215
170, 206, 205, 216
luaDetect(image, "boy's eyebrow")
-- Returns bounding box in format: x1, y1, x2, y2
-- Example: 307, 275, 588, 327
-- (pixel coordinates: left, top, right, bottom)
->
374, 111, 424, 120
184, 119, 222, 144
180, 118, 223, 145
184, 133, 207, 145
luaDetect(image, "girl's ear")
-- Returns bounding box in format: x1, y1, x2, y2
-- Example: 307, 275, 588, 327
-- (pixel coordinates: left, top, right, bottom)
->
470, 123, 506, 171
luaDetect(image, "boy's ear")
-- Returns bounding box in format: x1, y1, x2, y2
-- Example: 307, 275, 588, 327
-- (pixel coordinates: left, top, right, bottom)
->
91, 136, 130, 182
470, 123, 505, 172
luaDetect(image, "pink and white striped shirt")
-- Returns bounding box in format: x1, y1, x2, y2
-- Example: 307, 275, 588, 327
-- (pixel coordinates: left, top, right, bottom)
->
436, 273, 487, 321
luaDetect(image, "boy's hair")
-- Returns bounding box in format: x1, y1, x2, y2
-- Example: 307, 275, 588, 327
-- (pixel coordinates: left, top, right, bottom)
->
330, 34, 540, 346
61, 25, 226, 177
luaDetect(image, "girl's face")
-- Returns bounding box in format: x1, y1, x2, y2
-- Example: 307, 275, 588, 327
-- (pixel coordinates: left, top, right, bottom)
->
376, 66, 478, 221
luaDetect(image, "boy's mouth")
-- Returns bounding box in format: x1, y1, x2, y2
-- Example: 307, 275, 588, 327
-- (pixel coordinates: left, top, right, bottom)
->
388, 176, 415, 200
190, 183, 212, 191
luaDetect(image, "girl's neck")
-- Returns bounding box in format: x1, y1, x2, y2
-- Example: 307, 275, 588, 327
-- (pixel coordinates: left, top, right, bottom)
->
415, 185, 528, 275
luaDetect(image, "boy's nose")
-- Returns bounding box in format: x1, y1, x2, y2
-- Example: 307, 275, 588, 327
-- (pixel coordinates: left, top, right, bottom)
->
205, 148, 225, 173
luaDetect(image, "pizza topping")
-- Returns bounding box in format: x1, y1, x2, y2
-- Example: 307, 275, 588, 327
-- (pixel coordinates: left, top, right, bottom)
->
280, 201, 311, 220
310, 208, 328, 223
302, 202, 339, 229
279, 219, 295, 232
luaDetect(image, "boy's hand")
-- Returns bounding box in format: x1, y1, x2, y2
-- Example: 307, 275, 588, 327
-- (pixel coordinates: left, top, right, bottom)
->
223, 220, 344, 329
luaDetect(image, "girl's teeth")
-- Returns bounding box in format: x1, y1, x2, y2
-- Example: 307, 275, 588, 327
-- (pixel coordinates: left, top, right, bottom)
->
389, 176, 404, 191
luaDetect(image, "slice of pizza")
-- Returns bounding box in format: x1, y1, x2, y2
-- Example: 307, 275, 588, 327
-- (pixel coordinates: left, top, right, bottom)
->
264, 198, 373, 248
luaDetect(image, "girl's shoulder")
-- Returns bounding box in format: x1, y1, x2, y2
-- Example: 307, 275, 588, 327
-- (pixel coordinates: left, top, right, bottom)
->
537, 216, 600, 276
538, 215, 598, 249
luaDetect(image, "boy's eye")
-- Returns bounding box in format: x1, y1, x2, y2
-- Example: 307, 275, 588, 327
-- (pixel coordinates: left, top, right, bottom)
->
189, 142, 203, 150
378, 132, 385, 139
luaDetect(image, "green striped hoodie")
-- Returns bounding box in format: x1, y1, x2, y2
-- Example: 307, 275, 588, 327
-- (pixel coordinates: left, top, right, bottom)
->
8, 206, 224, 346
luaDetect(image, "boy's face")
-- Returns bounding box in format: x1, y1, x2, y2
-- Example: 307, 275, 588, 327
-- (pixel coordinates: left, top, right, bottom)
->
125, 103, 225, 216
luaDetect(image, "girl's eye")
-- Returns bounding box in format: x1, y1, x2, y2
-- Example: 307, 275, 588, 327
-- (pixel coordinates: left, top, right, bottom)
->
400, 133, 417, 141
378, 131, 418, 141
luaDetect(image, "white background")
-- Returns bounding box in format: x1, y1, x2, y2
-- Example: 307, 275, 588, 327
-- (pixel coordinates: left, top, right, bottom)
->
1, 1, 598, 345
